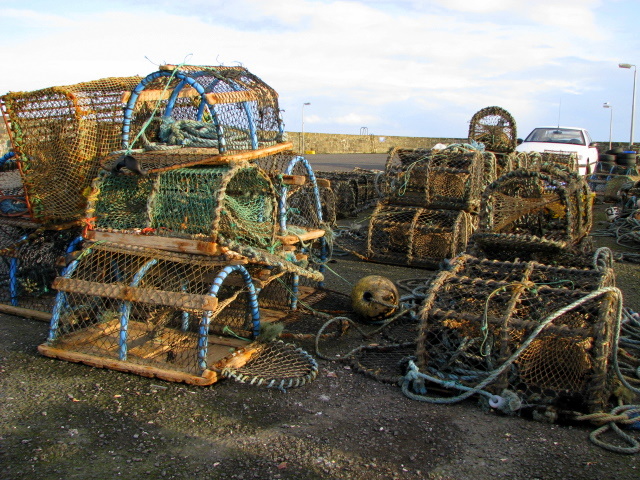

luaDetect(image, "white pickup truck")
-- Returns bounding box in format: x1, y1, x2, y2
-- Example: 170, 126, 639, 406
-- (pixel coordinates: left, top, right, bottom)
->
515, 126, 599, 176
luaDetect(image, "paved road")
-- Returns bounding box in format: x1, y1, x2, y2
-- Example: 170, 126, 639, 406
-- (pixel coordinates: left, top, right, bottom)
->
302, 153, 388, 173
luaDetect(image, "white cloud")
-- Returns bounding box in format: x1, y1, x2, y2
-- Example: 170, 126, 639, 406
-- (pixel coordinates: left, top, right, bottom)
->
332, 112, 381, 126
0, 0, 636, 140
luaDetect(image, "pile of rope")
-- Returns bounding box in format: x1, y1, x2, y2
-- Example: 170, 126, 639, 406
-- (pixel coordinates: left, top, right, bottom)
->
591, 210, 640, 262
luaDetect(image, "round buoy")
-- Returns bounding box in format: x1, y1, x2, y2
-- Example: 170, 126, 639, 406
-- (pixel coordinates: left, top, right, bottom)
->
351, 275, 399, 323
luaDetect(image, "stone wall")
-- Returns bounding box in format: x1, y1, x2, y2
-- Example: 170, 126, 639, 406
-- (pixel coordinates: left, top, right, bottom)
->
285, 132, 467, 154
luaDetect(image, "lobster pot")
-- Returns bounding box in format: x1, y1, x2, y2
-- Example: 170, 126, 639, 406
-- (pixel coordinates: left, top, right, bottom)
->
0, 221, 82, 312
88, 163, 278, 251
122, 64, 284, 155
468, 106, 517, 154
473, 167, 593, 259
1, 76, 143, 224
416, 254, 619, 414
385, 149, 491, 212
366, 204, 473, 268
256, 152, 330, 228
39, 243, 320, 386
316, 170, 383, 218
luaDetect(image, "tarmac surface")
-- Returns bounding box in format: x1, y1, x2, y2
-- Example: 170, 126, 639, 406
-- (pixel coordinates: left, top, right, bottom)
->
1, 156, 639, 479
303, 153, 389, 173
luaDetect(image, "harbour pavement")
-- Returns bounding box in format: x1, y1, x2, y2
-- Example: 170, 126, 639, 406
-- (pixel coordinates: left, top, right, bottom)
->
303, 153, 388, 172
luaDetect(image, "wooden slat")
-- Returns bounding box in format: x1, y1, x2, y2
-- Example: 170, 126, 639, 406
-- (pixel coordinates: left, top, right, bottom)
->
281, 175, 306, 186
208, 335, 249, 348
120, 88, 260, 106
213, 345, 261, 370
52, 278, 219, 311
38, 345, 218, 386
277, 228, 326, 245
55, 319, 121, 347
316, 178, 331, 189
0, 304, 51, 322
121, 87, 198, 105
205, 91, 258, 105
85, 231, 226, 256
222, 142, 293, 162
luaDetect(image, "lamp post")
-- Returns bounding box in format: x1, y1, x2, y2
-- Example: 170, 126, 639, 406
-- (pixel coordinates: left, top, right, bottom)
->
603, 102, 613, 150
619, 63, 637, 148
301, 102, 310, 154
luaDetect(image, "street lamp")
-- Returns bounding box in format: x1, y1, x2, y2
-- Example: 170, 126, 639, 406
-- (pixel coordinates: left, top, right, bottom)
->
603, 102, 613, 150
301, 102, 310, 153
619, 63, 637, 148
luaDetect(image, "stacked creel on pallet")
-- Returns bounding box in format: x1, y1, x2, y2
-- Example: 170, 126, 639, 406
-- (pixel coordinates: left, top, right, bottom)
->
0, 76, 143, 315
35, 64, 325, 388
362, 144, 497, 268
359, 106, 522, 269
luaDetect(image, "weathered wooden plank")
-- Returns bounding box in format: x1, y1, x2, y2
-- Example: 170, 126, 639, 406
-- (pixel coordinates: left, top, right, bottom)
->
281, 175, 306, 186
85, 231, 226, 256
38, 345, 218, 386
52, 278, 219, 311
54, 319, 121, 347
277, 228, 326, 245
0, 304, 51, 322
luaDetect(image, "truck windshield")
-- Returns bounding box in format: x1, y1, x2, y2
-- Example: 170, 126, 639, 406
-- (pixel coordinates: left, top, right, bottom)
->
524, 128, 586, 145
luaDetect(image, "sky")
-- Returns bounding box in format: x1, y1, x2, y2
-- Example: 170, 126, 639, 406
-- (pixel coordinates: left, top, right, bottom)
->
1, 0, 640, 143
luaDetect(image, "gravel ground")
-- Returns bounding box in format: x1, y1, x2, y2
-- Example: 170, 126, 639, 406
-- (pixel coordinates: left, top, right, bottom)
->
1, 201, 640, 480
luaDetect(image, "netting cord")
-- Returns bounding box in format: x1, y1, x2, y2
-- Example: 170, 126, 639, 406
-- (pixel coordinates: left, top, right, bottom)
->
0, 227, 46, 257
314, 304, 419, 362
590, 213, 640, 251
400, 287, 623, 411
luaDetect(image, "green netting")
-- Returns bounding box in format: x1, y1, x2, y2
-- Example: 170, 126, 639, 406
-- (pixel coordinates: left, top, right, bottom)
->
89, 163, 277, 249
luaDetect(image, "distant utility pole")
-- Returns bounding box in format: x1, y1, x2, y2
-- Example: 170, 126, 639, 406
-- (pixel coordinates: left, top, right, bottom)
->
301, 102, 310, 153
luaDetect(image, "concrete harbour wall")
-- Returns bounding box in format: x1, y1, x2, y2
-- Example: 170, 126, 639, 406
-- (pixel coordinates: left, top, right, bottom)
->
285, 131, 466, 154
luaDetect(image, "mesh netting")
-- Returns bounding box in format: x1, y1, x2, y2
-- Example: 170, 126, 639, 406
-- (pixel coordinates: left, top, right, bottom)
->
527, 151, 578, 174
349, 343, 417, 384
0, 220, 82, 312
366, 203, 474, 268
468, 106, 517, 154
87, 162, 278, 250
253, 152, 330, 273
416, 254, 619, 414
385, 147, 494, 212
122, 65, 283, 155
472, 166, 593, 258
256, 152, 328, 230
0, 166, 28, 217
1, 76, 143, 224
221, 341, 318, 389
